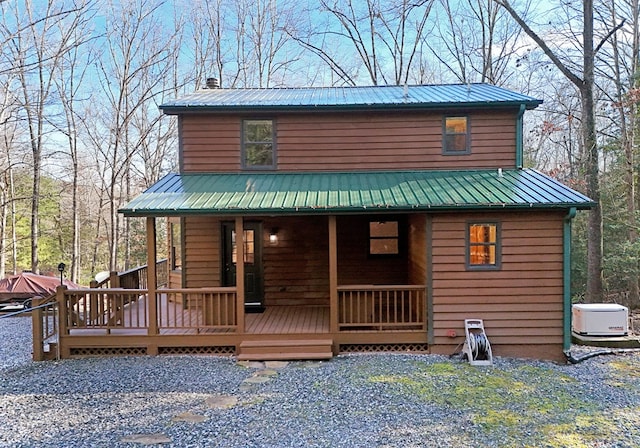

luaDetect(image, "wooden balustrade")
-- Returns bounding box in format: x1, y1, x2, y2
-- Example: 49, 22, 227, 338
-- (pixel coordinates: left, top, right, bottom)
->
55, 284, 421, 340
31, 295, 58, 361
62, 289, 148, 333
337, 285, 426, 331
91, 259, 168, 289
157, 288, 237, 332
58, 287, 237, 334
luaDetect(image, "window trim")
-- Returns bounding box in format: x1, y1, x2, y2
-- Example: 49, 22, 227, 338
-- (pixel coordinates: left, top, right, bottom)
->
241, 118, 276, 170
442, 115, 471, 155
466, 221, 501, 270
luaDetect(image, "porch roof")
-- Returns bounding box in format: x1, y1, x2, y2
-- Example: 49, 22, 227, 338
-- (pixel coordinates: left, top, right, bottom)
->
120, 169, 595, 217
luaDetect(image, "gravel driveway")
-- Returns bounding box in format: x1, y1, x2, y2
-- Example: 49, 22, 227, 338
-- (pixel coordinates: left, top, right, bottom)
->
1, 315, 639, 448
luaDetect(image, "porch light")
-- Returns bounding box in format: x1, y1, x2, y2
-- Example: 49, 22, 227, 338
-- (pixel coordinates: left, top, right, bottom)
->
269, 228, 279, 245
57, 262, 66, 286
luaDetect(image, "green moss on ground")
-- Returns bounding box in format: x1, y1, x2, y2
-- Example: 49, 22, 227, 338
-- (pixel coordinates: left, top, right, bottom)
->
367, 360, 627, 447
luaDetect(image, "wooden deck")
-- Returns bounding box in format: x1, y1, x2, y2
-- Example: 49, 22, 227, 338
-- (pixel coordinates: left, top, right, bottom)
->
34, 285, 428, 360
67, 294, 329, 335
246, 306, 329, 334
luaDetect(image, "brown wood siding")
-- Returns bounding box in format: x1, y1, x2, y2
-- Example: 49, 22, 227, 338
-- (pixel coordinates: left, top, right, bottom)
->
336, 215, 408, 285
262, 216, 330, 307
180, 111, 517, 172
181, 116, 241, 172
430, 211, 565, 355
168, 271, 182, 289
183, 216, 221, 288
408, 214, 427, 285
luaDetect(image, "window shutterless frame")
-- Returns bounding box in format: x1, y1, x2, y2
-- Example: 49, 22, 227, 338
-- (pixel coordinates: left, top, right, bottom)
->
442, 116, 471, 155
466, 221, 501, 270
367, 217, 406, 257
241, 119, 276, 169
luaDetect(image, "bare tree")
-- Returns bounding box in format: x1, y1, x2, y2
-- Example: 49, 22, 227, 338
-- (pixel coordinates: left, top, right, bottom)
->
51, 7, 97, 282
430, 0, 527, 84
187, 0, 225, 90
88, 0, 182, 271
287, 0, 435, 86
0, 0, 95, 274
595, 0, 640, 307
0, 83, 21, 278
495, 0, 625, 303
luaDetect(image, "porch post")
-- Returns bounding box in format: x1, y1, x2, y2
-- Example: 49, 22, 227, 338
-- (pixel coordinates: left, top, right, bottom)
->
146, 217, 158, 337
329, 215, 338, 333
235, 216, 245, 333
31, 296, 44, 361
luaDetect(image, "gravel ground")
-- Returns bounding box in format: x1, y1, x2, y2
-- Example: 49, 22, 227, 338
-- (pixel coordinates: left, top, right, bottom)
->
1, 315, 640, 448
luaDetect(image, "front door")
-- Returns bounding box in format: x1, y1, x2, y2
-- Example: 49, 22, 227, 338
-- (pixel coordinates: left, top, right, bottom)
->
222, 221, 264, 310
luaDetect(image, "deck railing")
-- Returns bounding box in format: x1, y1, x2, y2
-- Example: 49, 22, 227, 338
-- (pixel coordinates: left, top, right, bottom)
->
92, 259, 168, 289
158, 288, 237, 332
62, 288, 148, 333
337, 285, 426, 331
30, 295, 59, 360
57, 287, 238, 335
50, 284, 422, 342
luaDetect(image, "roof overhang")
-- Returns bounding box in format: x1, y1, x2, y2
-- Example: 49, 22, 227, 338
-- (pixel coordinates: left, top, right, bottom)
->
160, 84, 542, 115
120, 169, 595, 217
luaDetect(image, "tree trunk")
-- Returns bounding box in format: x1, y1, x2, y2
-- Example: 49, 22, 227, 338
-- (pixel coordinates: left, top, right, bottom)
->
582, 0, 604, 302
0, 175, 6, 279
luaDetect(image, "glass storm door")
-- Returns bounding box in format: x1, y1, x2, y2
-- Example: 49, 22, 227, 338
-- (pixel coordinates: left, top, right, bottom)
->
222, 222, 264, 308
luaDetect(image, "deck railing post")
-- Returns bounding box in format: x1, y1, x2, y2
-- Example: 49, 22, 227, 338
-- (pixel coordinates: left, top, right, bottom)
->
110, 271, 120, 288
89, 280, 99, 322
57, 285, 68, 339
31, 296, 44, 361
235, 216, 245, 333
146, 217, 158, 340
329, 215, 338, 333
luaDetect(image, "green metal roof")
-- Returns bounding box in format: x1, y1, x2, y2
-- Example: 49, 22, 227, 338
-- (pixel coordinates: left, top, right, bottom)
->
160, 84, 542, 114
120, 169, 594, 217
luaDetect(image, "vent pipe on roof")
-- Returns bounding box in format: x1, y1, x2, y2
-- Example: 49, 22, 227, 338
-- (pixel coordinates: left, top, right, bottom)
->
205, 77, 220, 89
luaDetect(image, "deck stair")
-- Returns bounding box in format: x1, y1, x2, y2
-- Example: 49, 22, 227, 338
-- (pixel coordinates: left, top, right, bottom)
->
238, 339, 334, 361
43, 342, 59, 361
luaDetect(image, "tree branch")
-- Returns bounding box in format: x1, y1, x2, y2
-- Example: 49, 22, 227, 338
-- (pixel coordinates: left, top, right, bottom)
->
493, 0, 584, 88
594, 19, 625, 56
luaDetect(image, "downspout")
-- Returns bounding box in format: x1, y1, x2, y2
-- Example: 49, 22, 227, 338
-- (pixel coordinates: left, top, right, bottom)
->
516, 104, 526, 169
563, 207, 577, 352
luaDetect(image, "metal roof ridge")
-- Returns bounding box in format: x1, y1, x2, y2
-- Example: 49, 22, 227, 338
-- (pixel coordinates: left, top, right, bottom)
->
179, 82, 526, 91
172, 168, 528, 175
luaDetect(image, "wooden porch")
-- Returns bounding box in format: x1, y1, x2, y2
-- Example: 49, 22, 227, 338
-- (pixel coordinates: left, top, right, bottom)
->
31, 216, 429, 361
64, 295, 331, 336
33, 283, 428, 360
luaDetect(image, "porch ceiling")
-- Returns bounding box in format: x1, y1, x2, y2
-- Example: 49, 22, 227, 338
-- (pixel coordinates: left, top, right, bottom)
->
119, 169, 595, 217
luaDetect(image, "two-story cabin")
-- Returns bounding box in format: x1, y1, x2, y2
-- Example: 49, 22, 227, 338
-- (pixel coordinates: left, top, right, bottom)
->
43, 84, 594, 362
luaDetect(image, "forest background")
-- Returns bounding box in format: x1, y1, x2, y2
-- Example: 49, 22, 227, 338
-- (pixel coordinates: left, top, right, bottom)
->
0, 0, 638, 308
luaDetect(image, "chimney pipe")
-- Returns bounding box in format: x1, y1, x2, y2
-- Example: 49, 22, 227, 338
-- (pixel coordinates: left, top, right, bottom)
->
205, 77, 220, 89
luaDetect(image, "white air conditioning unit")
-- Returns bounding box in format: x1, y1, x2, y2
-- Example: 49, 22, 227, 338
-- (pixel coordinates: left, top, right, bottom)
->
572, 303, 628, 336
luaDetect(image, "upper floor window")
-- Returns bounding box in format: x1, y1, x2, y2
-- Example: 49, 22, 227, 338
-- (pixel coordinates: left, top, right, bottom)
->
443, 116, 470, 154
242, 119, 275, 169
467, 222, 500, 269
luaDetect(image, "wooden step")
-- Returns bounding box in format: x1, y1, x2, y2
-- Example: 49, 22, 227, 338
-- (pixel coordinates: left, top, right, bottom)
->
238, 339, 334, 361
43, 342, 58, 361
